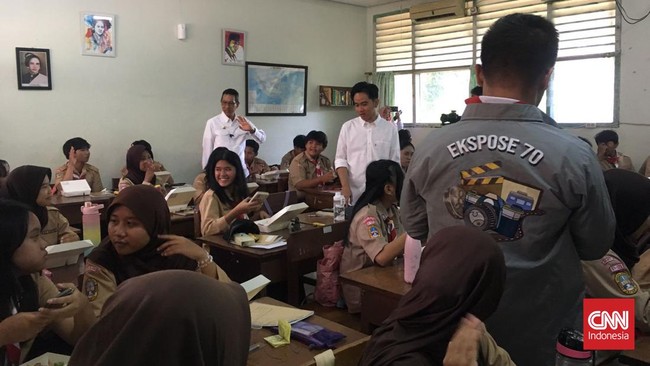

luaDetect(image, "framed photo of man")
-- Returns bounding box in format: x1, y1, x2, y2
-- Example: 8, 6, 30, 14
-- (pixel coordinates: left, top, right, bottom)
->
15, 47, 52, 90
223, 29, 246, 66
81, 13, 116, 57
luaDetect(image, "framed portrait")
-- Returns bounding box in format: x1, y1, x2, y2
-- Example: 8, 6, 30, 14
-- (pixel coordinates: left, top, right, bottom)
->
223, 29, 246, 66
16, 47, 52, 90
81, 13, 116, 57
245, 62, 308, 116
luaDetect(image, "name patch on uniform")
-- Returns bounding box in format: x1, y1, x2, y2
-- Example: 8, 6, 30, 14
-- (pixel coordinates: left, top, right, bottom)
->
85, 278, 99, 301
363, 216, 377, 226
85, 264, 100, 273
614, 272, 638, 295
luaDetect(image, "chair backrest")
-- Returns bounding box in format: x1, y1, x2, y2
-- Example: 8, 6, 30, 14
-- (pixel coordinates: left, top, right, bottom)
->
263, 190, 298, 216
301, 335, 371, 366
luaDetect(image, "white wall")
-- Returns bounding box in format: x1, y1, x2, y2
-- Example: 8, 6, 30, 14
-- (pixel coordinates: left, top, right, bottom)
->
0, 0, 367, 186
367, 1, 650, 167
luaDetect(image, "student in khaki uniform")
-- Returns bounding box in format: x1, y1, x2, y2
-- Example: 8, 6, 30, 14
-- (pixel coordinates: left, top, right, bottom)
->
288, 130, 335, 191
198, 148, 266, 236
360, 227, 514, 366
0, 200, 94, 364
119, 140, 174, 185
280, 134, 306, 170
594, 130, 635, 172
82, 185, 230, 317
341, 160, 406, 314
5, 166, 79, 246
582, 169, 650, 364
244, 139, 271, 179
118, 145, 161, 192
598, 170, 650, 292
53, 137, 104, 194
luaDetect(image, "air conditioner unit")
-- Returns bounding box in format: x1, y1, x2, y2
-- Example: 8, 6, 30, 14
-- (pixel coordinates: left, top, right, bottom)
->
410, 0, 466, 23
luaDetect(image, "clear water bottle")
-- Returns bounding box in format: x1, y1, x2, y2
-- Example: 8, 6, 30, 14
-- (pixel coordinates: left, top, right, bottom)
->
333, 191, 345, 222
555, 328, 593, 366
81, 202, 104, 246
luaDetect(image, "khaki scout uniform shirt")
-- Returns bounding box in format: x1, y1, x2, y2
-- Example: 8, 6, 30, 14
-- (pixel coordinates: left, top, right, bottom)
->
42, 207, 79, 246
280, 150, 298, 170
198, 189, 235, 236
480, 331, 516, 366
598, 152, 635, 172
83, 259, 231, 317
18, 274, 60, 363
341, 203, 403, 313
247, 157, 270, 177
583, 250, 650, 332
54, 162, 104, 193
288, 152, 333, 190
192, 172, 208, 207
633, 250, 650, 291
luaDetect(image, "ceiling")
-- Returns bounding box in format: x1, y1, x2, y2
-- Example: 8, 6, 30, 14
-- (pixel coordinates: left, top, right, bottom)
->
325, 0, 405, 7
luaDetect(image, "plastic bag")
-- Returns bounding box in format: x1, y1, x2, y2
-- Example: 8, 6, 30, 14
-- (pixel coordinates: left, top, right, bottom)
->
315, 240, 344, 307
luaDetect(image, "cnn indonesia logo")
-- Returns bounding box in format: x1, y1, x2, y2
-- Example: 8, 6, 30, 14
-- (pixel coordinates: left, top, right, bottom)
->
583, 298, 635, 350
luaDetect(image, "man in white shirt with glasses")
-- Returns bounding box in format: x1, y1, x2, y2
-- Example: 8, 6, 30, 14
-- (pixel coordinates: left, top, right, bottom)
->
202, 88, 266, 176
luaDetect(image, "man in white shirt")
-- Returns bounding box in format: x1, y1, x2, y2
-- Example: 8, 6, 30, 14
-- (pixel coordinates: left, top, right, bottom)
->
335, 82, 400, 205
202, 88, 266, 176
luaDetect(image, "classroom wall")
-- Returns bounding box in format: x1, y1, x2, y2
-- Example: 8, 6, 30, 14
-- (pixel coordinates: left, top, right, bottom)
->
366, 1, 650, 167
0, 0, 367, 187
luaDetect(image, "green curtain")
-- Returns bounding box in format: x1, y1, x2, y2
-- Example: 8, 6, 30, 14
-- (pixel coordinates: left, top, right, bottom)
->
372, 71, 395, 107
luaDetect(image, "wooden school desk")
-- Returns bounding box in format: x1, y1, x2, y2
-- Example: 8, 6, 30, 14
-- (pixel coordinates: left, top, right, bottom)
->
198, 213, 348, 306
339, 261, 412, 333
302, 186, 341, 211
248, 297, 368, 366
170, 213, 195, 238
51, 193, 115, 227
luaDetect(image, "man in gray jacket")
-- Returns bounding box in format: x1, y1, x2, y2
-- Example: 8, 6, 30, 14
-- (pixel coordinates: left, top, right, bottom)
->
401, 13, 615, 365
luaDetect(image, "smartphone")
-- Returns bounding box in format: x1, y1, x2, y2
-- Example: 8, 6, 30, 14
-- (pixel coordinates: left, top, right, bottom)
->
45, 287, 74, 309
250, 191, 269, 203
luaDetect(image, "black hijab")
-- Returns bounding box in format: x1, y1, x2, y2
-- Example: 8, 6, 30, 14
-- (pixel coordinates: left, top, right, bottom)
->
5, 165, 51, 228
87, 185, 195, 284
124, 145, 154, 185
604, 169, 650, 269
360, 226, 506, 366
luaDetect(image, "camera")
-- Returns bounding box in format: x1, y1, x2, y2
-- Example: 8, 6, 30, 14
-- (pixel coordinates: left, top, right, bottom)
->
440, 110, 461, 125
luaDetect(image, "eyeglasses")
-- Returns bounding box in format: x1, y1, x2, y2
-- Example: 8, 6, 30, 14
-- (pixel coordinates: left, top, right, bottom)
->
221, 101, 237, 107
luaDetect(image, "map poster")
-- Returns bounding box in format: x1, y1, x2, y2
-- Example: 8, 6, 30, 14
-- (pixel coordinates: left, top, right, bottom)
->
245, 61, 308, 116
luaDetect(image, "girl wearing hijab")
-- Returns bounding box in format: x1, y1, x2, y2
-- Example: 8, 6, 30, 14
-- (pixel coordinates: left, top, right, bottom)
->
340, 160, 407, 314
582, 170, 650, 338
199, 148, 266, 236
82, 185, 230, 317
118, 145, 158, 192
5, 166, 79, 246
69, 270, 249, 366
0, 199, 94, 364
119, 140, 174, 185
360, 226, 513, 366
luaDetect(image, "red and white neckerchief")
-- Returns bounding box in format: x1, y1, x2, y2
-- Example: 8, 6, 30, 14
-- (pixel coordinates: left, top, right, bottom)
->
307, 158, 323, 186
